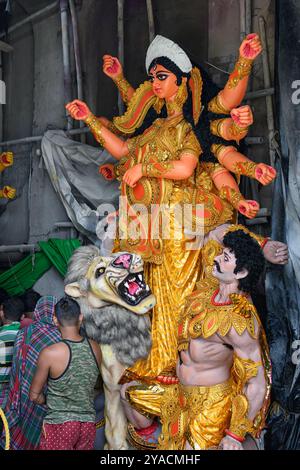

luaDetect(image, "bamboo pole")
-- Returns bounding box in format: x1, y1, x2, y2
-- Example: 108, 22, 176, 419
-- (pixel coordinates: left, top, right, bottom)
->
0, 1, 58, 39
0, 127, 90, 148
239, 0, 246, 41
259, 16, 276, 167
60, 0, 72, 130
245, 0, 252, 35
146, 0, 155, 43
69, 0, 85, 143
117, 0, 125, 115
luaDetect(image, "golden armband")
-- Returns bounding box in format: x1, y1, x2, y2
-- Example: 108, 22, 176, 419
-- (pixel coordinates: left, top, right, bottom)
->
229, 121, 249, 141
208, 93, 231, 115
114, 74, 132, 105
219, 185, 244, 210
228, 56, 253, 89
232, 161, 257, 178
85, 114, 106, 147
210, 118, 227, 138
0, 152, 14, 173
211, 143, 237, 164
141, 161, 174, 178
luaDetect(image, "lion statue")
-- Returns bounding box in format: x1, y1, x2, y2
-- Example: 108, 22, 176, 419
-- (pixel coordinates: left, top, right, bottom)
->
64, 246, 155, 450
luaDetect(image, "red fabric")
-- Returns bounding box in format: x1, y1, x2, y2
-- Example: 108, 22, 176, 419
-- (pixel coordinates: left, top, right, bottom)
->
39, 421, 96, 450
20, 318, 34, 329
136, 421, 158, 437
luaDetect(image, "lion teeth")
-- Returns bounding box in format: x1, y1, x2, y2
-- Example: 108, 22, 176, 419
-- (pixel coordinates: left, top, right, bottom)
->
125, 282, 129, 288
138, 274, 143, 281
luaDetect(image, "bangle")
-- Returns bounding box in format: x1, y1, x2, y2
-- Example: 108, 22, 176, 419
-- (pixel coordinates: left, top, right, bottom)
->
141, 161, 174, 178
208, 93, 231, 115
219, 185, 244, 210
225, 429, 245, 443
232, 161, 257, 178
261, 237, 270, 250
210, 118, 226, 138
114, 74, 131, 105
228, 56, 253, 89
85, 114, 106, 147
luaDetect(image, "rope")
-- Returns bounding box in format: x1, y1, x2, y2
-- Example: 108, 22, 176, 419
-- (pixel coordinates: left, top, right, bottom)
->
0, 407, 10, 450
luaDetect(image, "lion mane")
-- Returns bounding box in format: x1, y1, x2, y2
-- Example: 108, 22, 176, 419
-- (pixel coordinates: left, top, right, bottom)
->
65, 245, 151, 366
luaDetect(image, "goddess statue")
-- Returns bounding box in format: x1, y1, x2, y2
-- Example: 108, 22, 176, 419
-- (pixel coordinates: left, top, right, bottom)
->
66, 34, 283, 385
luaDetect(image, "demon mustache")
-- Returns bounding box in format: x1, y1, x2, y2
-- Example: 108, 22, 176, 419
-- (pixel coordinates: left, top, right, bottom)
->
213, 260, 223, 273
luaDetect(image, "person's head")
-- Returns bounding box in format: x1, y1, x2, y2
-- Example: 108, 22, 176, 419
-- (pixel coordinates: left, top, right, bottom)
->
0, 296, 25, 324
213, 229, 265, 293
54, 296, 82, 329
20, 289, 41, 320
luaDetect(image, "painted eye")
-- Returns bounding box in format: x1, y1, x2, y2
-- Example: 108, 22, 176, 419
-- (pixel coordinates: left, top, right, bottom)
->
148, 76, 154, 82
157, 74, 167, 81
95, 267, 105, 279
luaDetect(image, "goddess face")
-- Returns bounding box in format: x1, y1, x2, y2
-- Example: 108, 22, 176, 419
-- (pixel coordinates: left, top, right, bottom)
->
148, 64, 179, 101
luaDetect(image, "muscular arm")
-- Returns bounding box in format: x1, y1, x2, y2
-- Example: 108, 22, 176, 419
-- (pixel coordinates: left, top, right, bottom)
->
230, 326, 266, 421
30, 349, 50, 405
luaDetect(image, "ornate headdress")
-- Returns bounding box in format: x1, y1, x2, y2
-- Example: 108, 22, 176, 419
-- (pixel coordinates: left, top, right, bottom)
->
145, 35, 192, 73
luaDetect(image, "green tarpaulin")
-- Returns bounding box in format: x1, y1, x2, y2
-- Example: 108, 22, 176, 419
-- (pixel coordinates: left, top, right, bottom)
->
0, 238, 81, 295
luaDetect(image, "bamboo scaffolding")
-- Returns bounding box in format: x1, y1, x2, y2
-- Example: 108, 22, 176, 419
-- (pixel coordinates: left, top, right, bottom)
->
146, 0, 155, 43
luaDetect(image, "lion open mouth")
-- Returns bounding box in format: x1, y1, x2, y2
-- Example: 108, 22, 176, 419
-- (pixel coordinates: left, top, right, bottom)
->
118, 272, 151, 306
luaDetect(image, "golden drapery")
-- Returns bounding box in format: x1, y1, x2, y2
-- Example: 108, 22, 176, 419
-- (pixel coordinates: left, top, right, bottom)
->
114, 116, 234, 381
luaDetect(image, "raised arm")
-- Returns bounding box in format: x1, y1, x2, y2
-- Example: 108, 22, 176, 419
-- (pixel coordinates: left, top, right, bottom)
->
103, 55, 135, 105
205, 223, 289, 265
221, 324, 267, 450
208, 34, 262, 113
66, 99, 129, 160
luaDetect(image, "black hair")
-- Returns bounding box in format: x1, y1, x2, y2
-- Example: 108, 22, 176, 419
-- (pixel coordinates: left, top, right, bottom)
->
19, 289, 41, 313
55, 296, 81, 326
222, 229, 265, 293
0, 288, 9, 305
2, 297, 24, 322
132, 56, 239, 163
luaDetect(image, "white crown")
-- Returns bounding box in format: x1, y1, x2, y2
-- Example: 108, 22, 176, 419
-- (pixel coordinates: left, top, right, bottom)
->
145, 35, 192, 74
